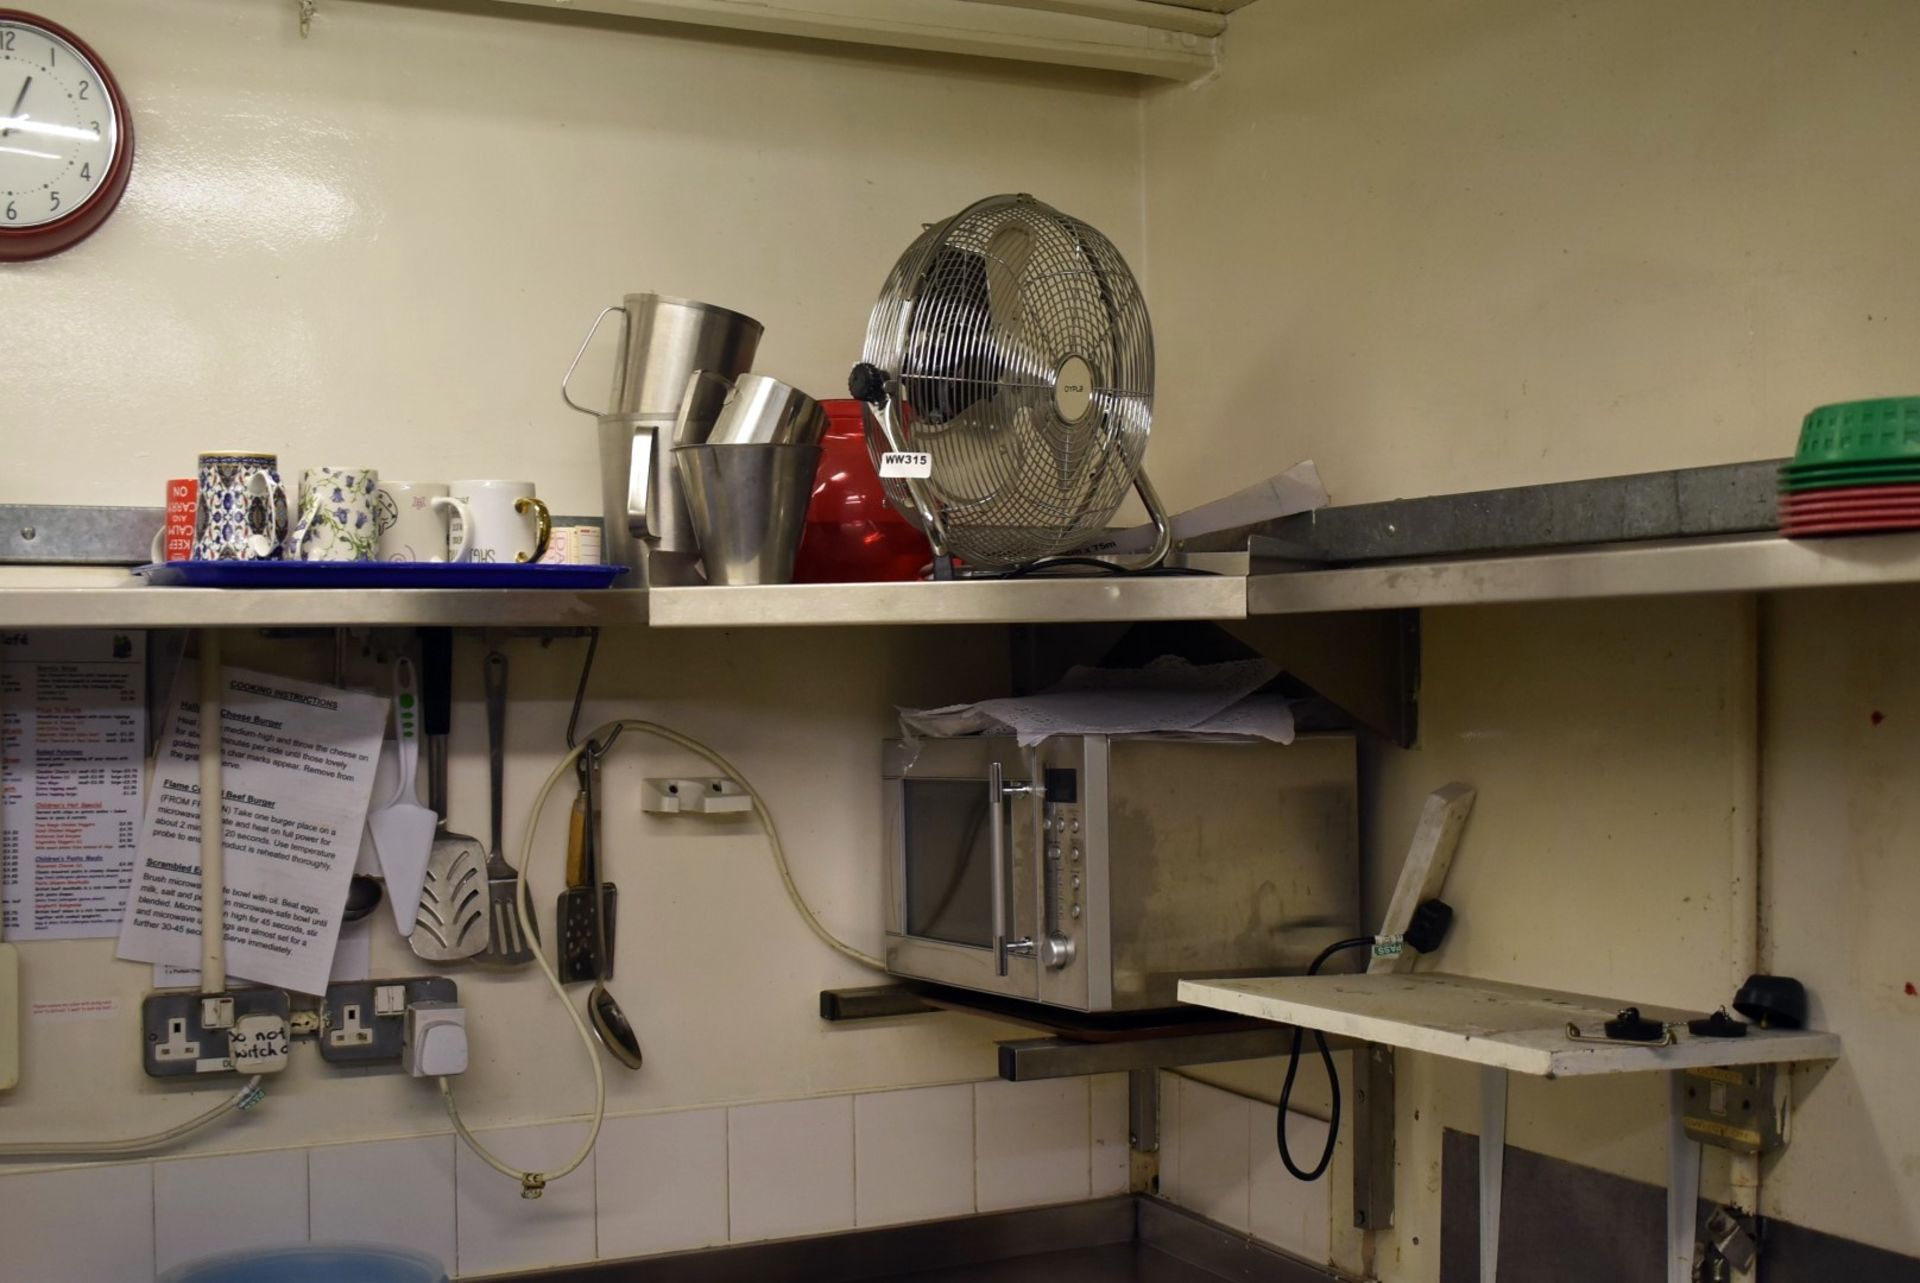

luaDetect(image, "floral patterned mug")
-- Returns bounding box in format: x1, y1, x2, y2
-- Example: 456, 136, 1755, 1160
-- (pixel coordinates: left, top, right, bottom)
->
287, 466, 381, 562
194, 452, 289, 561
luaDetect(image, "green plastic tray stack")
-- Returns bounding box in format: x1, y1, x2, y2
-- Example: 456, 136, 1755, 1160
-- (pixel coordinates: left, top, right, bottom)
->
1780, 397, 1920, 491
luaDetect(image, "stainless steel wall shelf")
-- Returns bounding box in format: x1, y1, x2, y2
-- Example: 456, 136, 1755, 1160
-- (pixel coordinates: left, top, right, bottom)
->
6, 507, 1920, 632
0, 585, 650, 629
647, 576, 1246, 627
1246, 533, 1920, 616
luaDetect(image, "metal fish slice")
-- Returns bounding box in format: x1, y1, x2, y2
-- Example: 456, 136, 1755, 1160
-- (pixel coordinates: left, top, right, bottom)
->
408, 628, 490, 963
410, 842, 490, 962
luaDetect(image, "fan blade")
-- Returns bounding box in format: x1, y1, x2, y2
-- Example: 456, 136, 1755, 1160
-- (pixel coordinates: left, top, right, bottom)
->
983, 221, 1032, 334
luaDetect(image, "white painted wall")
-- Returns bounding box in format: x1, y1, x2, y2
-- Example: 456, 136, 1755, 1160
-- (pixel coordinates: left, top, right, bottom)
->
1141, 0, 1920, 512
0, 2, 1147, 1276
1142, 1, 1920, 1275
6, 0, 1919, 1278
2, 0, 1144, 515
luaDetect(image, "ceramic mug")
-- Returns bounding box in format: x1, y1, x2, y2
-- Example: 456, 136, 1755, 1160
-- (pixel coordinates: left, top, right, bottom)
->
288, 466, 381, 562
194, 452, 289, 561
539, 525, 604, 566
447, 480, 552, 564
374, 480, 472, 563
150, 477, 199, 563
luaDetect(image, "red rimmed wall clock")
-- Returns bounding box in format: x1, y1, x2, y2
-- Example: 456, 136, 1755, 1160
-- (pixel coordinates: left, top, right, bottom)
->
0, 10, 133, 261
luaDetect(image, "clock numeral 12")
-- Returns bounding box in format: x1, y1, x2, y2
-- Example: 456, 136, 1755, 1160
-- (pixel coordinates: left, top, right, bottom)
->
0, 31, 14, 51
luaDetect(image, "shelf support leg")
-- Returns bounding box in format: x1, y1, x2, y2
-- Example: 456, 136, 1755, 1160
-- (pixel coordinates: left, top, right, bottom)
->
1479, 1065, 1506, 1283
1668, 1071, 1703, 1283
1128, 1068, 1159, 1153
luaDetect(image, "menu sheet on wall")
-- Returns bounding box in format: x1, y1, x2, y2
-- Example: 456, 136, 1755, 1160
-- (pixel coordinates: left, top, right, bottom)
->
1, 629, 147, 941
116, 664, 386, 996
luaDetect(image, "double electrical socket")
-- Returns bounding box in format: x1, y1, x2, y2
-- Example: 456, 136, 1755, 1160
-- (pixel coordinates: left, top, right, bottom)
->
142, 989, 292, 1079
318, 977, 457, 1067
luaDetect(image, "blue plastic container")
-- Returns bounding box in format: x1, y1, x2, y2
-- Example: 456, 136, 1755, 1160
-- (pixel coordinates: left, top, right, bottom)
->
158, 1244, 447, 1283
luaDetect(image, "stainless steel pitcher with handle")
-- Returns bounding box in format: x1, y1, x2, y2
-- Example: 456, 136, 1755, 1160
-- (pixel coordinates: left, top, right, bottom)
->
678, 371, 830, 448
563, 294, 763, 572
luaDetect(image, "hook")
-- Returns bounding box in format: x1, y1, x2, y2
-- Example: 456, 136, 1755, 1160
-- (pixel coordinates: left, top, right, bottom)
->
566, 628, 625, 758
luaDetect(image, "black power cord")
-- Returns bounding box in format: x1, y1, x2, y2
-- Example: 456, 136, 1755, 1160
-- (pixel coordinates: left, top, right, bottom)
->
1277, 899, 1454, 1182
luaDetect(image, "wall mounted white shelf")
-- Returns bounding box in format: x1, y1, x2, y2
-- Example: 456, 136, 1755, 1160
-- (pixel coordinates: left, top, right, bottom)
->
1179, 970, 1840, 1283
1176, 972, 1841, 1078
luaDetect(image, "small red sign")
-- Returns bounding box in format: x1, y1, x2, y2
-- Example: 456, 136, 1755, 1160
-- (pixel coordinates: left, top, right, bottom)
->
164, 479, 198, 562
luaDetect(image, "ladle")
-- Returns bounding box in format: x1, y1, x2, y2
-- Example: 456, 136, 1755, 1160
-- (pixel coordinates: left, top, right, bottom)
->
581, 743, 642, 1071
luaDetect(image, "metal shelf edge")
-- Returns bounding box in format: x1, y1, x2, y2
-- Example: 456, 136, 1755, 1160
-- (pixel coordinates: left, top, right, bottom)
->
648, 576, 1248, 627
1248, 533, 1920, 615
0, 587, 651, 629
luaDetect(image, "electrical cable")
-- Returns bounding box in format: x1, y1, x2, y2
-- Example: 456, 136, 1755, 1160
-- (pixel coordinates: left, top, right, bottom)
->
562, 635, 879, 969
1276, 936, 1374, 1182
443, 714, 884, 1198
0, 1077, 264, 1160
441, 736, 602, 1199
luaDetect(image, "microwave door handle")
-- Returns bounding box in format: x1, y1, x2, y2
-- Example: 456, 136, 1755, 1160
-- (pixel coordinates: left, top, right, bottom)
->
989, 762, 1035, 976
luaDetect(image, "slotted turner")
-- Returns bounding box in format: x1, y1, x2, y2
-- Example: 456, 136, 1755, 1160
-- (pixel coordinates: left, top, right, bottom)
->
412, 843, 489, 962
410, 629, 490, 963
471, 650, 536, 968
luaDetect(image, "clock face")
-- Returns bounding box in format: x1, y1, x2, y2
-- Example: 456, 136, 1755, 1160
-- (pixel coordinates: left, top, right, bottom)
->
0, 16, 121, 230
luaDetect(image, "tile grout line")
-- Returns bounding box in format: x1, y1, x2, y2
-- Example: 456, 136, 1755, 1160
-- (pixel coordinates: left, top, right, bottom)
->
847, 1091, 859, 1230
722, 1104, 733, 1244
970, 1081, 982, 1214
149, 1158, 161, 1279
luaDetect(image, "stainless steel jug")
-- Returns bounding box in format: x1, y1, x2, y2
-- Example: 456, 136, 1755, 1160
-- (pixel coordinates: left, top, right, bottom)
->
563, 294, 763, 573
675, 371, 830, 448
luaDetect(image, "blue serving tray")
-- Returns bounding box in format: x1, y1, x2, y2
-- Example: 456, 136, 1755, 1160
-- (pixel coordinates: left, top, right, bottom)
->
135, 561, 629, 590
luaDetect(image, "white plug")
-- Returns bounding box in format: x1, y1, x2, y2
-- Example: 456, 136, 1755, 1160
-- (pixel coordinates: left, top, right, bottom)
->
228, 1013, 291, 1074
403, 1001, 468, 1077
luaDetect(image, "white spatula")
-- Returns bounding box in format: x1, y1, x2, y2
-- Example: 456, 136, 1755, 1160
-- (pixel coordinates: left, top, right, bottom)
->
369, 657, 439, 935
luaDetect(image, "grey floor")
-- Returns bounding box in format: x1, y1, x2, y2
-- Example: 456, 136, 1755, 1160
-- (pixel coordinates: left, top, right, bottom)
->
880, 1242, 1229, 1283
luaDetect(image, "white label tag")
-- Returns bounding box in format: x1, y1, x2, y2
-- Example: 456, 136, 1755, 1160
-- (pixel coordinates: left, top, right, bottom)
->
879, 451, 933, 479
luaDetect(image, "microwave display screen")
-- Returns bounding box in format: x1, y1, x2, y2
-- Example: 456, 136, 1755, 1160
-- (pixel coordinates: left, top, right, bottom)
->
903, 780, 993, 947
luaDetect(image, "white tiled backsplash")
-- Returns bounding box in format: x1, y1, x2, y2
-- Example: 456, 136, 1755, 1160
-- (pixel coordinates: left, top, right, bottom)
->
0, 1075, 1127, 1282
1155, 1072, 1333, 1267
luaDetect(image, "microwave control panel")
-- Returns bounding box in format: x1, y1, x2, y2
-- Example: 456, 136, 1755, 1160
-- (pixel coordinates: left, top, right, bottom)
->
1041, 767, 1082, 970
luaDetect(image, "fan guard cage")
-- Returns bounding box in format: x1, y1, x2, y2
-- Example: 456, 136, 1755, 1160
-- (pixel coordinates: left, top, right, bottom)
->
858, 194, 1154, 569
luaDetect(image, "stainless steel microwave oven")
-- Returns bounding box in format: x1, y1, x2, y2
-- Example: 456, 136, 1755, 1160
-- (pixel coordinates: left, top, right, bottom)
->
881, 733, 1359, 1012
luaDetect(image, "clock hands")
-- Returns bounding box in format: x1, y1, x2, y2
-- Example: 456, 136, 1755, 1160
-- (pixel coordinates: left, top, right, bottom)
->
2, 75, 29, 138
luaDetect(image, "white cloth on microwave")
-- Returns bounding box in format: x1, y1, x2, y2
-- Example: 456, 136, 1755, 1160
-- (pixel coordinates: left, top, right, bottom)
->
898, 656, 1293, 748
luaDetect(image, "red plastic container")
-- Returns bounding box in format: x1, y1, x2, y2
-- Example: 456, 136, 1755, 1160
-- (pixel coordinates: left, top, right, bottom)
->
791, 400, 931, 583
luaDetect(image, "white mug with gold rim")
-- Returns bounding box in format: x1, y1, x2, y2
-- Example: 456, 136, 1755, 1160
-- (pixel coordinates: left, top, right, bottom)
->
446, 480, 552, 564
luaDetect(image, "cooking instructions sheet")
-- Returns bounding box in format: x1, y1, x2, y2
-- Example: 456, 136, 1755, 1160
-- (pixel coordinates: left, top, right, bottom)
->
116, 664, 386, 995
1, 629, 147, 940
